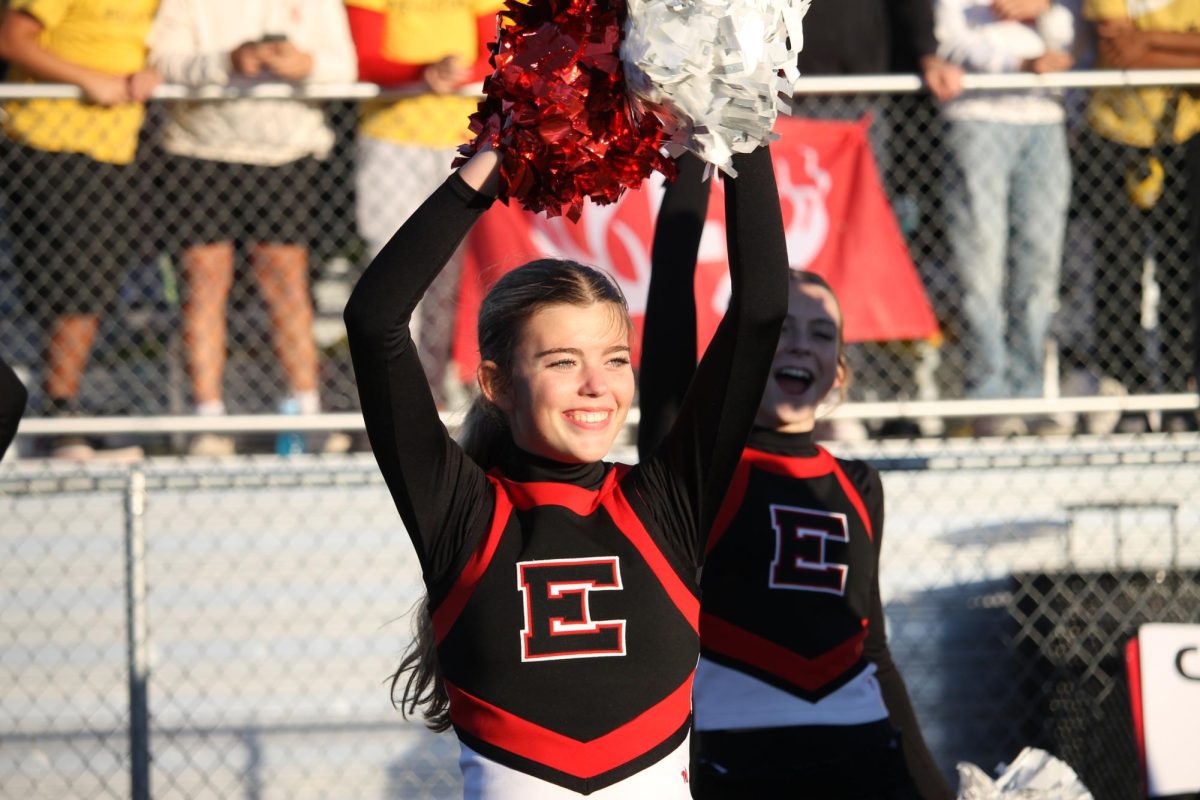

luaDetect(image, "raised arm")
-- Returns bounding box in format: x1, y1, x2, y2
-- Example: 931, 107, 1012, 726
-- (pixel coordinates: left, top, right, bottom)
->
636, 153, 711, 460
343, 149, 501, 579
854, 466, 954, 800
635, 147, 789, 565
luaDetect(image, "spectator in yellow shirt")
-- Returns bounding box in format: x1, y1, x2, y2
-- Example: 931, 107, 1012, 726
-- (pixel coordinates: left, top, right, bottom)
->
1073, 0, 1199, 428
0, 0, 159, 460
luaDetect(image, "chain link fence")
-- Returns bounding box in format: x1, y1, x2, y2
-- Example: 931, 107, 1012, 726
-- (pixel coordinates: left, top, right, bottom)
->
1, 458, 460, 800
3, 436, 1199, 799
2, 75, 1198, 438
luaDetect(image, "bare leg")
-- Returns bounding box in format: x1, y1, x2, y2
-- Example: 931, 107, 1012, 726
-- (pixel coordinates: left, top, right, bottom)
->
45, 313, 100, 401
251, 243, 319, 395
182, 242, 236, 406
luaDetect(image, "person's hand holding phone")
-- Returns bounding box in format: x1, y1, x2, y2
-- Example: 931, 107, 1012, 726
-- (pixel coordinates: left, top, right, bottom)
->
231, 40, 267, 76
259, 36, 315, 80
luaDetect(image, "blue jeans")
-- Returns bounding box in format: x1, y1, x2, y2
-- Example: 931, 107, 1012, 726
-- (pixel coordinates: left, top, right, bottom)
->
945, 119, 1070, 399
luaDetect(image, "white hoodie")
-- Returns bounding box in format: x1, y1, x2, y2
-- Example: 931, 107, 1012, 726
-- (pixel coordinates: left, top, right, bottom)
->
148, 0, 357, 164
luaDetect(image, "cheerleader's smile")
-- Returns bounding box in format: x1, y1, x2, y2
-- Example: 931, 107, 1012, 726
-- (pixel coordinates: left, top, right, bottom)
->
774, 365, 815, 395
756, 280, 844, 433
488, 301, 634, 464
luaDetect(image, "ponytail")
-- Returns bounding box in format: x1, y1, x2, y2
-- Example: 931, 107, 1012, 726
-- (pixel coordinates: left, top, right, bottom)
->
389, 596, 451, 732
455, 394, 510, 471
390, 396, 509, 731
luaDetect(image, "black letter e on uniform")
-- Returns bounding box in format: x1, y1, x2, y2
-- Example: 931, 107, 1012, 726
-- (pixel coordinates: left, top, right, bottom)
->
518, 557, 626, 661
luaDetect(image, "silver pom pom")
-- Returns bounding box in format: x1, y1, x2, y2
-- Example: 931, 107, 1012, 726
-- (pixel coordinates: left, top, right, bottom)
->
621, 0, 810, 175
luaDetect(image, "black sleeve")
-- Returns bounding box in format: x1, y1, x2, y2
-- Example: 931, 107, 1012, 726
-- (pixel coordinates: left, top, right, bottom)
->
890, 0, 938, 69
636, 153, 712, 460
0, 357, 28, 460
343, 174, 497, 587
631, 147, 789, 567
851, 462, 955, 800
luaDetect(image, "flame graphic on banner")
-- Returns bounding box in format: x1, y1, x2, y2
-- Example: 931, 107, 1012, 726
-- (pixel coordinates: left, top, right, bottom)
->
708, 146, 832, 315
780, 147, 832, 269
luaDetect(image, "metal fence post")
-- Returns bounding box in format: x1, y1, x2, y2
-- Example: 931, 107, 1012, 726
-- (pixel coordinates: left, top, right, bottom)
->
125, 469, 151, 800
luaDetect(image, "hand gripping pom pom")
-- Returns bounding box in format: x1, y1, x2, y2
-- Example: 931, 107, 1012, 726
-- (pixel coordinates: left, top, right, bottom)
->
621, 0, 810, 175
455, 0, 677, 221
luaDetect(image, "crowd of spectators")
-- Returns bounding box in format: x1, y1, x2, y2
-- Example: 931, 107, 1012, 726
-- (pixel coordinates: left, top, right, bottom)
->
0, 0, 1198, 459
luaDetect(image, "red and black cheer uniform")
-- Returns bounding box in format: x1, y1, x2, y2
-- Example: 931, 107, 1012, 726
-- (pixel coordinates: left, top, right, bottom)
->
697, 429, 883, 710
637, 156, 954, 800
343, 149, 788, 797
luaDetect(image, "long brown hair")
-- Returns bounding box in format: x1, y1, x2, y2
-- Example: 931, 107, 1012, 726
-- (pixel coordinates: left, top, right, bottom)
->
390, 259, 632, 731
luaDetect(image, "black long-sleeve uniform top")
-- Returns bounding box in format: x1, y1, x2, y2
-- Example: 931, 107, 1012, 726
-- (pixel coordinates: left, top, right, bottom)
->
0, 357, 28, 460
343, 149, 787, 795
637, 155, 953, 800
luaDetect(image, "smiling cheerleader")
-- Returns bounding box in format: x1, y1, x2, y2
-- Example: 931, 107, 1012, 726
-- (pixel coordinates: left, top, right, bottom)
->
344, 129, 787, 796
638, 155, 955, 800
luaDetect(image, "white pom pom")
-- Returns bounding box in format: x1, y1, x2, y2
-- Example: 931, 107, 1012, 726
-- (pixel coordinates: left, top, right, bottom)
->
621, 0, 810, 175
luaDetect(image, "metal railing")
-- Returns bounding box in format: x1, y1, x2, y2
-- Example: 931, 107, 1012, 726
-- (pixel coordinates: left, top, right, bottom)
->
3, 70, 1199, 443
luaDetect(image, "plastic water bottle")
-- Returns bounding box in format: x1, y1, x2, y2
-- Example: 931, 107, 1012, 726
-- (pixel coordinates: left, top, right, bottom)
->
275, 397, 305, 456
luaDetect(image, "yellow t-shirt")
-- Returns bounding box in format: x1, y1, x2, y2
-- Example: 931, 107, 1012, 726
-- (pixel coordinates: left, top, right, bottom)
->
1084, 0, 1200, 146
2, 0, 157, 164
348, 0, 503, 148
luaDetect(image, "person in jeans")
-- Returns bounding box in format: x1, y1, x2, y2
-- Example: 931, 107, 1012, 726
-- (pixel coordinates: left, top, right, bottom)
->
935, 0, 1075, 435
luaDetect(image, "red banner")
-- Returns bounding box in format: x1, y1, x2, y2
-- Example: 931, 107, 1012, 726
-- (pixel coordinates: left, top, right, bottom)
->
456, 115, 939, 381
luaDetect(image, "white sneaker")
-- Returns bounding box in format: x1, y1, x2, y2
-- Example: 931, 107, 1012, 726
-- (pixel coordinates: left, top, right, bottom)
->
187, 433, 236, 457
1060, 370, 1128, 435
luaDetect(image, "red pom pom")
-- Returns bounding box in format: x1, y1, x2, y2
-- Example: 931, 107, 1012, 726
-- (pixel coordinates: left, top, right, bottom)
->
455, 0, 677, 221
